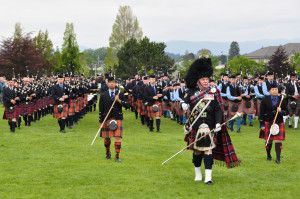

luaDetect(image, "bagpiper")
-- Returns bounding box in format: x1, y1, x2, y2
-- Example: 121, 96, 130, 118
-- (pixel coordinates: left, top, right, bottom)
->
285, 72, 299, 129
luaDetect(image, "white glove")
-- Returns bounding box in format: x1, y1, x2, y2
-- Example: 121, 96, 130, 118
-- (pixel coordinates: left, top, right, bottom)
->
181, 102, 188, 111
214, 123, 221, 132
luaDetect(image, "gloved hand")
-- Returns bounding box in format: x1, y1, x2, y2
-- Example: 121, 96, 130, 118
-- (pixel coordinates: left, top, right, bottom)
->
214, 123, 221, 132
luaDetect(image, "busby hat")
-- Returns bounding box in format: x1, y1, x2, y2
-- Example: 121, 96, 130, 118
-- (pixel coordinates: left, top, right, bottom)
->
268, 83, 278, 91
185, 58, 213, 89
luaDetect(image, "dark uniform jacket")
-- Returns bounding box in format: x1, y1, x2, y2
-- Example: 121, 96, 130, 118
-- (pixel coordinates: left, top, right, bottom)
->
285, 80, 299, 101
259, 95, 288, 125
143, 84, 163, 106
99, 89, 128, 123
3, 87, 18, 108
51, 84, 70, 105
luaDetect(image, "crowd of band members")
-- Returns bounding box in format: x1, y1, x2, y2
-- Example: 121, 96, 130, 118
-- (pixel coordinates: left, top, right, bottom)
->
97, 71, 300, 134
2, 74, 99, 133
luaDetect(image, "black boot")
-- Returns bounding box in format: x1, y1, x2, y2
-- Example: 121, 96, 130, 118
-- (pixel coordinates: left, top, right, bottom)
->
11, 121, 16, 133
141, 115, 145, 125
17, 117, 21, 129
34, 111, 37, 122
58, 120, 62, 132
266, 142, 272, 161
28, 115, 33, 126
8, 121, 12, 132
135, 111, 138, 119
275, 142, 282, 164
38, 110, 41, 120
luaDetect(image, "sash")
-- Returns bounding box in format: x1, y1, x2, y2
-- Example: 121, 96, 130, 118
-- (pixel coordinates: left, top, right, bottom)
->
184, 99, 212, 134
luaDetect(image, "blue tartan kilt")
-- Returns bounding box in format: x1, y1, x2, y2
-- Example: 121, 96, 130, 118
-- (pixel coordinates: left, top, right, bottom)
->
242, 99, 256, 114
228, 100, 242, 117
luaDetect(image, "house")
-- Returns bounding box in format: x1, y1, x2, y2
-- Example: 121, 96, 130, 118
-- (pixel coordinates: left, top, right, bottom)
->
244, 43, 300, 63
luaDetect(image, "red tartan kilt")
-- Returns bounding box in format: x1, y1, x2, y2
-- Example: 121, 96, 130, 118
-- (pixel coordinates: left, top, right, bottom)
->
170, 102, 176, 112
3, 106, 18, 120
242, 99, 256, 114
100, 118, 123, 138
49, 97, 54, 105
69, 100, 76, 114
78, 97, 84, 109
140, 103, 147, 115
133, 100, 137, 109
186, 129, 197, 150
259, 122, 285, 141
161, 101, 168, 111
84, 94, 88, 105
228, 101, 242, 117
19, 103, 33, 116
147, 102, 162, 118
53, 104, 68, 119
37, 99, 43, 109
175, 101, 184, 116
75, 99, 80, 112
137, 99, 142, 113
256, 99, 262, 116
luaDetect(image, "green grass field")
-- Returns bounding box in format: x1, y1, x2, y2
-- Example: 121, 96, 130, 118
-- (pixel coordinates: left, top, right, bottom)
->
0, 104, 299, 199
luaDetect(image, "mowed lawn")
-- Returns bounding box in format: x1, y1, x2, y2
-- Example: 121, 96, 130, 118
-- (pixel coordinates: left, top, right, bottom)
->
0, 104, 300, 199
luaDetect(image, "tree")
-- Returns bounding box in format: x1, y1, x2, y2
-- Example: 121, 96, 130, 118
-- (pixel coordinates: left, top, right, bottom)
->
104, 47, 119, 75
268, 46, 292, 78
34, 30, 54, 71
0, 33, 45, 77
116, 37, 175, 80
228, 41, 240, 60
290, 52, 300, 72
61, 23, 81, 74
109, 5, 143, 51
13, 22, 23, 39
228, 56, 265, 75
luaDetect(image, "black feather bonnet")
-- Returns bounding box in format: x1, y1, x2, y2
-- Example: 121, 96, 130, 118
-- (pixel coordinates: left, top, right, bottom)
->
184, 58, 213, 89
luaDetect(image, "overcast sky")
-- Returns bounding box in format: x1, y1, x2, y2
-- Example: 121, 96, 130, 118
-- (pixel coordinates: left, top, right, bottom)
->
1, 0, 299, 49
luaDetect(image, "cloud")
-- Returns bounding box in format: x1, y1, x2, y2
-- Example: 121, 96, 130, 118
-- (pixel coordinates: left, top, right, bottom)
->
0, 0, 299, 49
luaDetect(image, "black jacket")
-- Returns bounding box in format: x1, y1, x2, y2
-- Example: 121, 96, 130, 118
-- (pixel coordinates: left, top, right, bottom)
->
259, 95, 288, 125
51, 84, 70, 105
143, 84, 163, 106
285, 81, 299, 100
99, 89, 128, 123
3, 87, 18, 108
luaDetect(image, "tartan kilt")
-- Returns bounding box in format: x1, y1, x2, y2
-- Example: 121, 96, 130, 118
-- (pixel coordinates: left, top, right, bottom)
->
69, 99, 76, 115
186, 129, 215, 151
228, 100, 242, 117
37, 99, 43, 109
79, 97, 84, 109
186, 107, 191, 118
42, 97, 47, 108
3, 106, 18, 120
133, 100, 137, 109
259, 122, 285, 141
287, 98, 300, 116
242, 99, 256, 114
19, 103, 29, 116
147, 102, 162, 118
161, 101, 168, 111
53, 103, 68, 119
137, 99, 142, 113
175, 101, 184, 116
100, 118, 123, 138
75, 99, 81, 112
170, 102, 176, 112
140, 103, 147, 115
84, 94, 88, 105
49, 96, 54, 105
256, 99, 262, 116
221, 98, 229, 117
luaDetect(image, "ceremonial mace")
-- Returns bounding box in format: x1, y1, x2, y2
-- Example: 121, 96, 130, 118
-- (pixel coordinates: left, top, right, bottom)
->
265, 94, 285, 147
91, 92, 120, 146
162, 112, 243, 165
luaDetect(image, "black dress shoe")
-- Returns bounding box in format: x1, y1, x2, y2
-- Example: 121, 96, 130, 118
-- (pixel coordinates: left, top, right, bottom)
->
68, 126, 72, 129
150, 128, 153, 132
237, 130, 242, 133
61, 130, 66, 133
115, 157, 121, 162
276, 159, 282, 164
205, 181, 213, 185
249, 123, 253, 126
157, 130, 161, 133
105, 154, 111, 160
289, 125, 292, 128
267, 156, 272, 161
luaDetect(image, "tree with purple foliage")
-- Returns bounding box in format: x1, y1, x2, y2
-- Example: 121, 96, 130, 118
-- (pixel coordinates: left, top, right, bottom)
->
267, 46, 292, 78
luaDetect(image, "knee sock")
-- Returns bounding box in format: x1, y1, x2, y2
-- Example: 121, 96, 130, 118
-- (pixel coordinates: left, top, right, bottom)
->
150, 119, 154, 129
242, 114, 247, 124
11, 122, 16, 132
135, 111, 138, 119
104, 141, 111, 155
156, 118, 161, 131
34, 111, 37, 121
28, 115, 33, 126
115, 142, 121, 158
183, 115, 186, 124
248, 114, 253, 124
38, 110, 41, 120
23, 115, 28, 125
275, 142, 282, 161
236, 118, 242, 130
180, 116, 183, 124
8, 121, 12, 131
58, 120, 62, 131
141, 115, 145, 124
294, 117, 299, 128
289, 117, 292, 125
193, 153, 203, 167
167, 110, 170, 118
18, 117, 21, 127
283, 115, 288, 123
61, 119, 66, 131
265, 142, 272, 158
94, 104, 96, 111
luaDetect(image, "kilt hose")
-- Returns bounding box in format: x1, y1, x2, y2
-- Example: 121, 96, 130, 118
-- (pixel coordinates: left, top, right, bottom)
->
49, 96, 54, 105
287, 98, 300, 116
84, 94, 88, 106
69, 99, 77, 115
175, 101, 184, 116
259, 122, 285, 141
242, 99, 256, 115
147, 101, 162, 118
255, 99, 262, 116
3, 106, 19, 120
140, 103, 147, 115
170, 102, 176, 113
100, 118, 123, 138
137, 99, 142, 113
221, 98, 229, 118
37, 99, 43, 110
53, 103, 69, 119
228, 100, 242, 117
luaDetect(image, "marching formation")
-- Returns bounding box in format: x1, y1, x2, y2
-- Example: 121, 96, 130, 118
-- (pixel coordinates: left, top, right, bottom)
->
2, 71, 98, 133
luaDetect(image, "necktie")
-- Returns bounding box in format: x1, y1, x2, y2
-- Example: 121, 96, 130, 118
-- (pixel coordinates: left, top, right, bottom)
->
272, 97, 277, 106
111, 91, 114, 101
153, 86, 156, 94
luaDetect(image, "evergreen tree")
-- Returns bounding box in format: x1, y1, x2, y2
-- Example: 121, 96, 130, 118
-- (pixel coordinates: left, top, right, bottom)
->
228, 41, 240, 60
